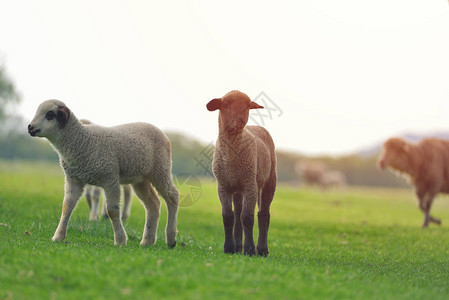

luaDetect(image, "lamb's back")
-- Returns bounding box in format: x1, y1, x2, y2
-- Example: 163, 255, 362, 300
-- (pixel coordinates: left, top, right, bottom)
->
416, 139, 449, 193
86, 122, 170, 180
246, 126, 275, 158
246, 126, 276, 185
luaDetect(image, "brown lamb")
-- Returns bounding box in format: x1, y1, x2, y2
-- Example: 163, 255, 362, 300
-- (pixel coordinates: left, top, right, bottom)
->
378, 137, 449, 227
207, 90, 277, 256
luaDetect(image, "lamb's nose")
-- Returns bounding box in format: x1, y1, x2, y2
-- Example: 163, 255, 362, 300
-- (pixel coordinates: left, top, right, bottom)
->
28, 124, 33, 132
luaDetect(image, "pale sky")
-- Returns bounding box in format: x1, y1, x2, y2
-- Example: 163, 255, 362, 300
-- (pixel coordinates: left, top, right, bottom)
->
1, 1, 448, 155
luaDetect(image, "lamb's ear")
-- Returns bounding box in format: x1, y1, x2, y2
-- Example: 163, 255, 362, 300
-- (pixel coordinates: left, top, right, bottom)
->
249, 101, 264, 109
56, 105, 71, 129
207, 98, 222, 111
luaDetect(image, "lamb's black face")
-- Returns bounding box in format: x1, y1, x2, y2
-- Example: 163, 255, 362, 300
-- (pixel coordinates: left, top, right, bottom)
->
28, 100, 70, 139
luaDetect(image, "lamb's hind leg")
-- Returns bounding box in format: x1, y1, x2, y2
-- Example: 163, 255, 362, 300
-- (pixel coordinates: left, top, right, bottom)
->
430, 216, 442, 225
233, 192, 243, 254
132, 181, 161, 246
425, 195, 441, 225
257, 183, 275, 257
156, 181, 179, 248
52, 177, 84, 241
104, 183, 127, 246
242, 185, 258, 256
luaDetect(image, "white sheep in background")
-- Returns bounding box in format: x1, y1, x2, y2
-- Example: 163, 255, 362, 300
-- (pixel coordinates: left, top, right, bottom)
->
207, 90, 277, 256
321, 170, 346, 189
85, 184, 132, 221
84, 184, 102, 221
28, 100, 179, 247
296, 161, 346, 190
295, 161, 327, 186
80, 119, 133, 222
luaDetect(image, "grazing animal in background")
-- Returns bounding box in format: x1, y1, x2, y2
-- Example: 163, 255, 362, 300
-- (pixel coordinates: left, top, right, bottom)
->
296, 161, 346, 189
378, 137, 449, 227
207, 90, 277, 256
28, 100, 179, 247
321, 170, 346, 189
295, 161, 327, 186
80, 119, 133, 222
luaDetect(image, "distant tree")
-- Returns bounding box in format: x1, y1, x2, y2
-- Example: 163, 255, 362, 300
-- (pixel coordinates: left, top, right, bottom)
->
0, 61, 54, 161
0, 64, 21, 123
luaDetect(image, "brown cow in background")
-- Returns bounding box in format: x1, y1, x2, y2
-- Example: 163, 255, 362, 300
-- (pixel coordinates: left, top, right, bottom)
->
378, 137, 449, 227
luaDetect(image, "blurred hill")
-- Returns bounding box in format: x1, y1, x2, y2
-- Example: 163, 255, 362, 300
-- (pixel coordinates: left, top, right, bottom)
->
2, 83, 447, 189
0, 125, 411, 188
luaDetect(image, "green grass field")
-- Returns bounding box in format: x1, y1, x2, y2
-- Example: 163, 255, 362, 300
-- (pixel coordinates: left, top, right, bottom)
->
1, 160, 449, 299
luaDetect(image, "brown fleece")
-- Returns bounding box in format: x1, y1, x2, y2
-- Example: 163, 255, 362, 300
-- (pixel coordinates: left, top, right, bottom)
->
378, 137, 449, 227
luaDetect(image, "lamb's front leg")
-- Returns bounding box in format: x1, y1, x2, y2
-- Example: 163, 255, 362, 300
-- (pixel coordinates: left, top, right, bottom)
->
242, 185, 258, 256
132, 181, 161, 247
52, 177, 84, 241
257, 184, 274, 257
218, 185, 235, 254
104, 183, 127, 246
430, 216, 442, 225
233, 193, 243, 253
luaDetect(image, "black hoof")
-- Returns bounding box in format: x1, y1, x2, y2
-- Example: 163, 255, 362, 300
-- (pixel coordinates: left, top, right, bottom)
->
244, 247, 256, 256
224, 243, 236, 254
257, 248, 269, 257
168, 241, 176, 249
235, 245, 242, 254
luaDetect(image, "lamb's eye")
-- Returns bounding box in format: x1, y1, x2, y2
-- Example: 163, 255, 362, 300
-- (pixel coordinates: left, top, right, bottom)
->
45, 111, 55, 120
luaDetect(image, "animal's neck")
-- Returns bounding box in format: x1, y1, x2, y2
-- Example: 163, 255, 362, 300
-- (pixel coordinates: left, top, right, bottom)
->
405, 145, 422, 179
50, 117, 90, 165
217, 129, 251, 162
218, 129, 244, 146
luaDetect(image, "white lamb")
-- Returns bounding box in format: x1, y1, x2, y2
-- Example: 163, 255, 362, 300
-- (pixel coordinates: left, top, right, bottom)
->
80, 119, 133, 222
28, 100, 179, 247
